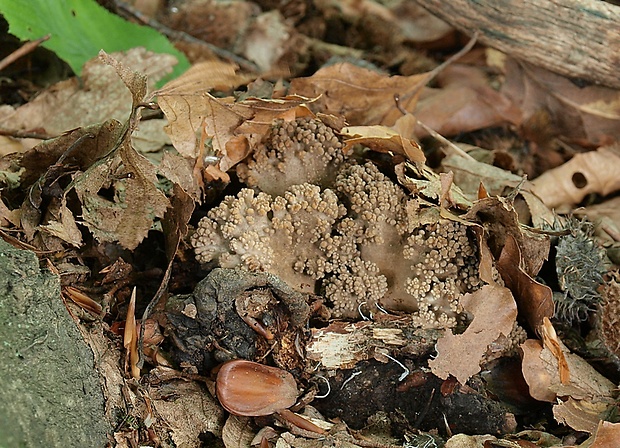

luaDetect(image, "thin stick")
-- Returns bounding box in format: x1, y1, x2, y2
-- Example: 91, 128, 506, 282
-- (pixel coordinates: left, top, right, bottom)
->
397, 32, 478, 104
0, 34, 50, 72
0, 128, 53, 140
415, 118, 476, 161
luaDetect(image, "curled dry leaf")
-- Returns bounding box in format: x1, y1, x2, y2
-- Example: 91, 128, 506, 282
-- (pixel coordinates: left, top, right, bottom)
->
540, 317, 570, 385
520, 325, 615, 434
429, 284, 517, 384
497, 234, 554, 333
530, 143, 620, 209
464, 196, 550, 276
124, 288, 140, 379
340, 125, 425, 163
395, 161, 473, 210
63, 286, 103, 316
37, 197, 83, 247
443, 152, 523, 200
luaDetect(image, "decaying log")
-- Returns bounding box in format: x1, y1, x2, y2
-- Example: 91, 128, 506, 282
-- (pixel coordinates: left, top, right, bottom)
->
414, 0, 620, 89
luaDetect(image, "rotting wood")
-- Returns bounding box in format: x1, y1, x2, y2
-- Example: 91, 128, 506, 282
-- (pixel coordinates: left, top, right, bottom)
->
414, 0, 620, 88
305, 315, 442, 370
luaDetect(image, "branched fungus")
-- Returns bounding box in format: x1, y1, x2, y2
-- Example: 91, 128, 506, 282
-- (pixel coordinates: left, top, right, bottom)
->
192, 160, 480, 328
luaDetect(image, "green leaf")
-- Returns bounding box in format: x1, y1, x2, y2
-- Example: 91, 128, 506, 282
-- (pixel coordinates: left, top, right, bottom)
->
0, 0, 189, 79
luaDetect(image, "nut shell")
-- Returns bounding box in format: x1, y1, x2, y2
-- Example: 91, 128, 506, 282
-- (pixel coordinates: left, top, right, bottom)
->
216, 360, 299, 416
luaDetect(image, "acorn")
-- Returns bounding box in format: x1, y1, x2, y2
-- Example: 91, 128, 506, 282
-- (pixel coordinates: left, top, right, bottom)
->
215, 360, 299, 417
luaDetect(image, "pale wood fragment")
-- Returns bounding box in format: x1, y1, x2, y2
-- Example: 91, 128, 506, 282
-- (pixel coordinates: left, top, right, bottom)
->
305, 316, 442, 370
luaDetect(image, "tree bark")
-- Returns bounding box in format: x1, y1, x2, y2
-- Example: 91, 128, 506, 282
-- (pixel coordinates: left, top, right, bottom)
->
414, 0, 620, 88
0, 239, 111, 447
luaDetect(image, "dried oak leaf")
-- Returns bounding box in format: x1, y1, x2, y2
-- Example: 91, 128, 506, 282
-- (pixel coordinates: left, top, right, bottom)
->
429, 284, 517, 384
289, 62, 430, 126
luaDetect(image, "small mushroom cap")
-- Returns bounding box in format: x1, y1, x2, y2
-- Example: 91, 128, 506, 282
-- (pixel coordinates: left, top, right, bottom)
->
216, 360, 299, 417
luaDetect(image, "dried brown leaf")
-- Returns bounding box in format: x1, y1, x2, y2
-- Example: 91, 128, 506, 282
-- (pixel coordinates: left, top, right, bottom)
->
158, 152, 202, 202
575, 197, 620, 244
153, 60, 247, 97
530, 144, 620, 209
464, 196, 550, 277
151, 377, 224, 448
69, 55, 170, 250
38, 198, 83, 247
222, 415, 256, 448
502, 60, 620, 146
429, 284, 517, 384
99, 50, 147, 111
497, 234, 554, 333
289, 62, 430, 126
63, 286, 103, 316
395, 162, 473, 210
443, 152, 524, 200
553, 398, 609, 435
238, 10, 304, 75
591, 421, 620, 448
0, 198, 19, 227
541, 317, 570, 385
19, 121, 124, 189
415, 84, 520, 137
520, 339, 556, 402
158, 84, 314, 180
0, 49, 176, 152
521, 331, 615, 433
73, 138, 169, 250
340, 125, 425, 163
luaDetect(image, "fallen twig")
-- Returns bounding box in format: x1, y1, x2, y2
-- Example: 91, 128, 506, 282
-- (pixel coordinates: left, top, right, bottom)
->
0, 34, 50, 72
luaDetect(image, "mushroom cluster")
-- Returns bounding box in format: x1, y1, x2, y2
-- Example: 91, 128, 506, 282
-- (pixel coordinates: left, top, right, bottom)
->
192, 144, 480, 327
